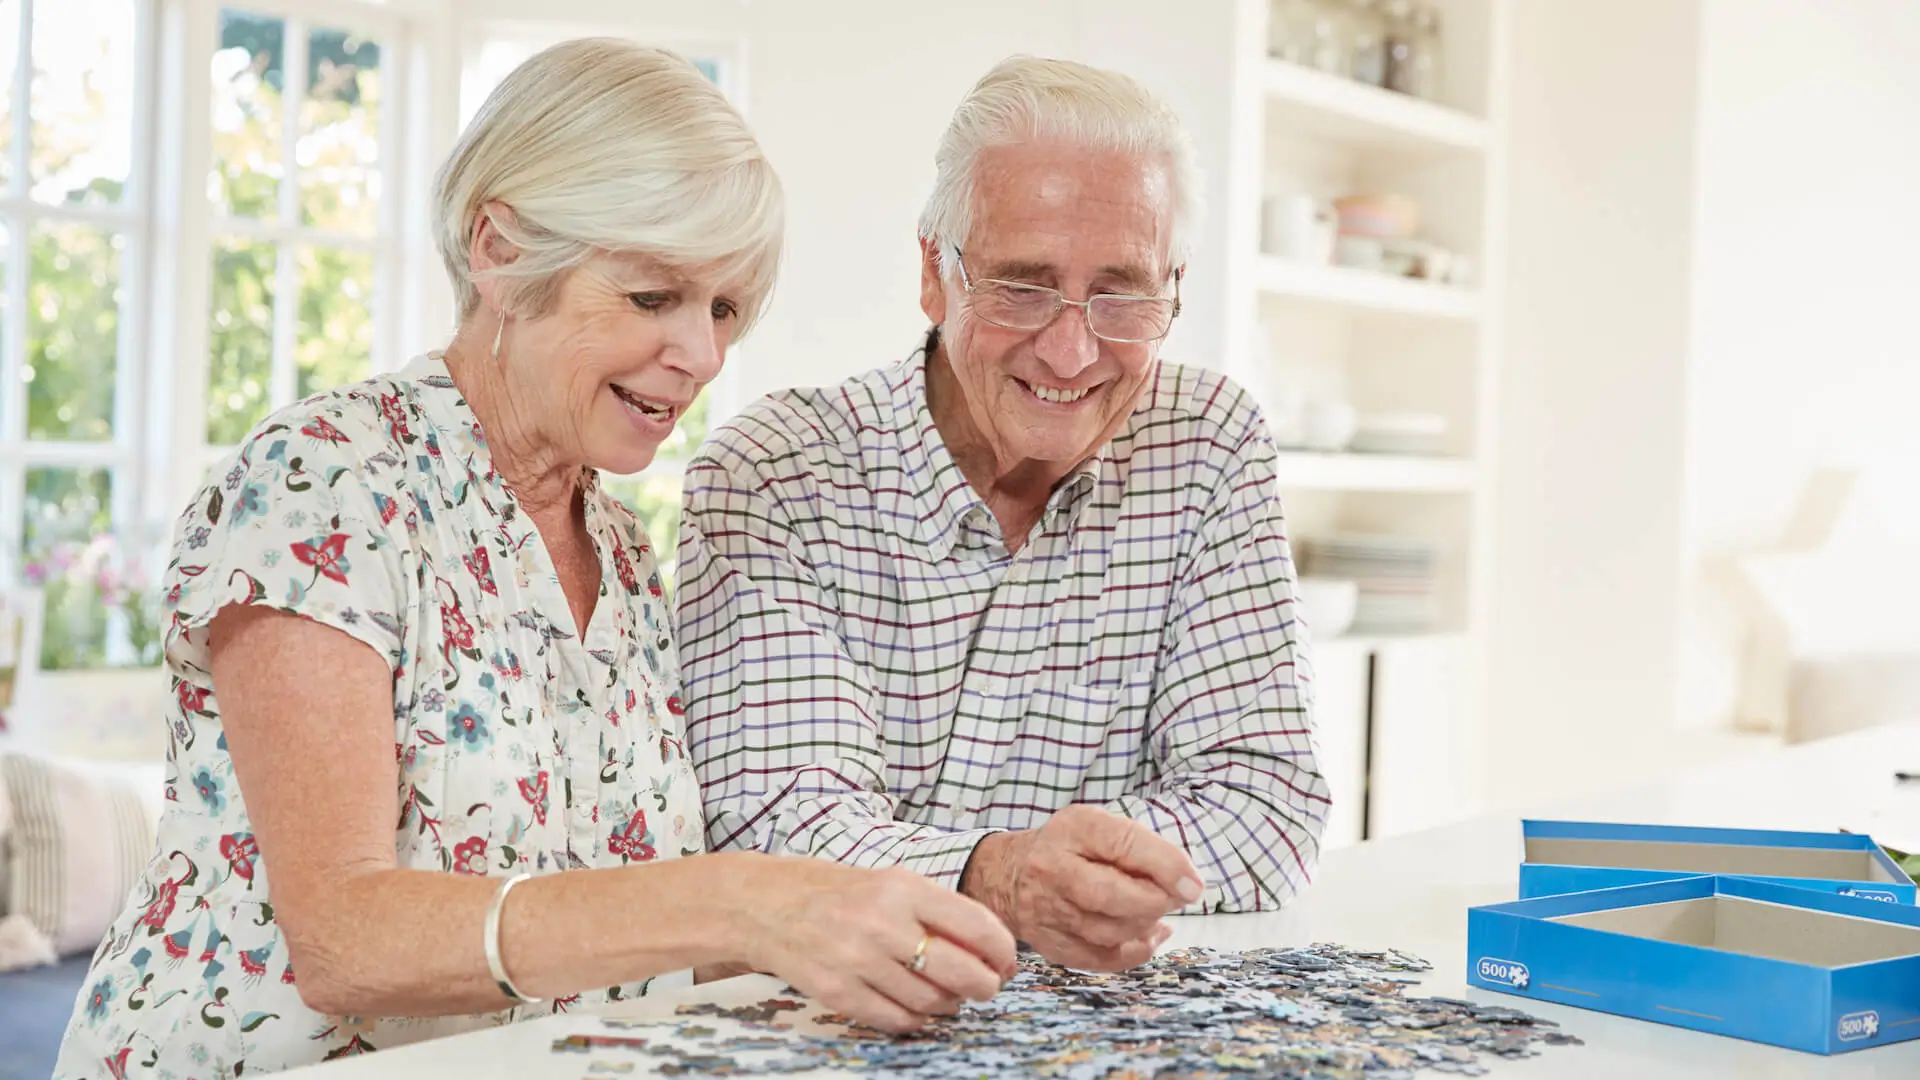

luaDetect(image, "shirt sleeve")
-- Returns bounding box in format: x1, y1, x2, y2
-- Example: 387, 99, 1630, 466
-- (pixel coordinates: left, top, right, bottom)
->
168, 415, 406, 669
674, 429, 1000, 886
1103, 407, 1331, 913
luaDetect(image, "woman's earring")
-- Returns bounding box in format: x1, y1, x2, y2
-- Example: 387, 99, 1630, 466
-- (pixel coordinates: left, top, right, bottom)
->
491, 309, 507, 363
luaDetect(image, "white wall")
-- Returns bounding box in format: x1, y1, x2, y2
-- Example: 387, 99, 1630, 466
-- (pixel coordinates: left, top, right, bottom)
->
444, 0, 1239, 408
1490, 0, 1703, 806
1681, 0, 1920, 730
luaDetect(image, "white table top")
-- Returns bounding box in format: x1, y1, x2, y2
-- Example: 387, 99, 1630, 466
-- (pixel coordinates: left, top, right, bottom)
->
289, 722, 1920, 1078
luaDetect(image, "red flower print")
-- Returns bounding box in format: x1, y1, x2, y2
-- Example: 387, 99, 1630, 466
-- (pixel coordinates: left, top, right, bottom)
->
624, 689, 637, 714
452, 836, 487, 875
282, 963, 297, 984
666, 695, 685, 718
239, 944, 271, 978
517, 770, 550, 826
291, 532, 352, 585
220, 832, 260, 882
106, 1048, 133, 1080
379, 392, 412, 441
441, 601, 475, 650
137, 877, 180, 932
301, 417, 351, 444
177, 680, 210, 714
607, 810, 656, 862
610, 544, 639, 595
464, 546, 498, 595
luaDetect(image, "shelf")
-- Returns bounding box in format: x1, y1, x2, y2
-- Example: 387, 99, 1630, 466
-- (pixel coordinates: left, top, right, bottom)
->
1262, 59, 1489, 156
1314, 630, 1467, 652
1255, 257, 1481, 321
1274, 451, 1475, 492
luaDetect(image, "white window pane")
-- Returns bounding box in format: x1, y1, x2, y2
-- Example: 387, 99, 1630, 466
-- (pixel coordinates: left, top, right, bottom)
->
299, 26, 381, 234
0, 0, 18, 191
26, 223, 122, 440
206, 236, 276, 444
29, 0, 137, 206
21, 466, 114, 670
295, 244, 371, 397
211, 9, 284, 221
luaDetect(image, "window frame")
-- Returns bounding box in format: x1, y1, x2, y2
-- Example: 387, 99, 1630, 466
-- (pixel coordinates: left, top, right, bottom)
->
0, 0, 159, 666
173, 0, 419, 476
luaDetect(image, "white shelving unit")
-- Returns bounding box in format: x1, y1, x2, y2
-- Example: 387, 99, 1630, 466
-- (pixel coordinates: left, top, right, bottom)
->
1260, 57, 1489, 155
1217, 0, 1509, 849
1274, 450, 1475, 492
1256, 255, 1481, 320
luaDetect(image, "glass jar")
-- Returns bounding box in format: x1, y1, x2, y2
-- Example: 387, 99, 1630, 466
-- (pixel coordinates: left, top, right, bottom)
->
1383, 0, 1417, 94
1409, 4, 1444, 101
1308, 0, 1352, 75
1347, 0, 1388, 86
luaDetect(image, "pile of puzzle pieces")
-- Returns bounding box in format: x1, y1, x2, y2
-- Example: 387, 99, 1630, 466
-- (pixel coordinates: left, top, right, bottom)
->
551, 944, 1581, 1078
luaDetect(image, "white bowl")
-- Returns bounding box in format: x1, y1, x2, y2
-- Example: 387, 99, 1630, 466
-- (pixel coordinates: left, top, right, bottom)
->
1294, 576, 1359, 640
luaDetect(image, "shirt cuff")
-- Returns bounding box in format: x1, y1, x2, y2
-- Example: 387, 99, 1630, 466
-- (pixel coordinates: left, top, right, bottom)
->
890, 826, 1004, 888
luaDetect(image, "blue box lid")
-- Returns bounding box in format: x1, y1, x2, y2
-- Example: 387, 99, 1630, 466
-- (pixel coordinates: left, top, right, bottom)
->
1519, 820, 1916, 904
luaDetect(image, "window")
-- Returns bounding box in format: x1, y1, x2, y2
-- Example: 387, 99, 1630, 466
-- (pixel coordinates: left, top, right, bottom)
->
203, 4, 401, 448
0, 0, 417, 670
0, 0, 159, 668
3, 4, 739, 668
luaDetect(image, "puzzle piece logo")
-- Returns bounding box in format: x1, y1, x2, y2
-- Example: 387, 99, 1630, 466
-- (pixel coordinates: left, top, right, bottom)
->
1838, 1011, 1880, 1042
1475, 957, 1530, 990
1839, 888, 1897, 903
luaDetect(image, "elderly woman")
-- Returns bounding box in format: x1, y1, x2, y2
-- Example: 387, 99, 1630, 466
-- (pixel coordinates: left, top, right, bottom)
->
56, 40, 1013, 1078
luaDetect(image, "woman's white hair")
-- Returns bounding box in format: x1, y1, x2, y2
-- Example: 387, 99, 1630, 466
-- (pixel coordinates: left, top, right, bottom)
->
917, 55, 1201, 280
434, 38, 783, 334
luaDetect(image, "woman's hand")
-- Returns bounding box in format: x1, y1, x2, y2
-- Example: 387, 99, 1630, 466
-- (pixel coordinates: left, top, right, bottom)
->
728, 860, 1017, 1033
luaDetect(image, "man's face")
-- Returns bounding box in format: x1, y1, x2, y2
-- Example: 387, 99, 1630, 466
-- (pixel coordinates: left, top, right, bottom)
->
921, 143, 1176, 472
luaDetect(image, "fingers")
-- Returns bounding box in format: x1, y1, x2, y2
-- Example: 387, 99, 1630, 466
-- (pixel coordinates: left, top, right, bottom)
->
914, 931, 1005, 1002
861, 939, 966, 1018
907, 875, 1019, 976
1058, 857, 1181, 922
1037, 922, 1170, 973
1065, 809, 1204, 904
813, 974, 930, 1035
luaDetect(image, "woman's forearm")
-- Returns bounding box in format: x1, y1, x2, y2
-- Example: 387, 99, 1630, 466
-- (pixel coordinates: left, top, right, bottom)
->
287, 851, 768, 1016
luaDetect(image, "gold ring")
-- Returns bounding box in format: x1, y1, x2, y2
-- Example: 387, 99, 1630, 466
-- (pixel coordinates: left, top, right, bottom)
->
908, 933, 931, 974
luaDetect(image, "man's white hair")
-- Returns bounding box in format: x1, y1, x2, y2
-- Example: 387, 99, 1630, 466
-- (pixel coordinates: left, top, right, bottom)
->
434, 38, 783, 334
917, 55, 1201, 280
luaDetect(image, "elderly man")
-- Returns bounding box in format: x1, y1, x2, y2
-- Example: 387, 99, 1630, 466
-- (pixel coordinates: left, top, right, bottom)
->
677, 56, 1328, 973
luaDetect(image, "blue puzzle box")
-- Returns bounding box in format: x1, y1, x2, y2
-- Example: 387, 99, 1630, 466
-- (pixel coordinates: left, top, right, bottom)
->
1468, 874, 1920, 1054
1520, 820, 1917, 904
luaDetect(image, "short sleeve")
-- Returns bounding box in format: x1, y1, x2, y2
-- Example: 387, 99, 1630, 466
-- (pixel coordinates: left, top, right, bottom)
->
166, 416, 407, 670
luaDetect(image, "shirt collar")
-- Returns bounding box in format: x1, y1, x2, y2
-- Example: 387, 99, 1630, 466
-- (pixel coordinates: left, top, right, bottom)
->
893, 330, 1116, 561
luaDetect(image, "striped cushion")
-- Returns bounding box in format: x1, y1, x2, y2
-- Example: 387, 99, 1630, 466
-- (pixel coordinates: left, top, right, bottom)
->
0, 754, 156, 956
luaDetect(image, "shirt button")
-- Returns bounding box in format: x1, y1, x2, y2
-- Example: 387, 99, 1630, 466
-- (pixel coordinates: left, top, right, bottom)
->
1006, 562, 1026, 584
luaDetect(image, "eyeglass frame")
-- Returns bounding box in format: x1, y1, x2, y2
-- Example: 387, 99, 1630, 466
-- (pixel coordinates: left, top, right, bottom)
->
949, 247, 1183, 343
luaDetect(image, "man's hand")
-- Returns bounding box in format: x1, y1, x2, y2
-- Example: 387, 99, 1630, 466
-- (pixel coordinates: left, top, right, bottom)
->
960, 805, 1205, 971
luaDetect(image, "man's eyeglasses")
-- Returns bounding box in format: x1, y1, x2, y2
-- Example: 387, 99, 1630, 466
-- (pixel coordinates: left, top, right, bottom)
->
951, 249, 1182, 343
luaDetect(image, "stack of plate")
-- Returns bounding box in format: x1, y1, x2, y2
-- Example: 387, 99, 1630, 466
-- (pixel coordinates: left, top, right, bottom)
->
1296, 534, 1440, 634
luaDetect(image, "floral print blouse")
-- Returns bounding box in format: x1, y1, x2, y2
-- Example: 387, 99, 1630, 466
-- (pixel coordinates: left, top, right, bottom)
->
56, 354, 706, 1079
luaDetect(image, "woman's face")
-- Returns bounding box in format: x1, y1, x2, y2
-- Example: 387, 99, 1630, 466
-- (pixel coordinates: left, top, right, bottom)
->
501, 251, 740, 475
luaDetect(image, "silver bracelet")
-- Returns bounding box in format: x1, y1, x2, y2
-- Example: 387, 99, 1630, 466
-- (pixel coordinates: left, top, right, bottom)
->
483, 872, 542, 1005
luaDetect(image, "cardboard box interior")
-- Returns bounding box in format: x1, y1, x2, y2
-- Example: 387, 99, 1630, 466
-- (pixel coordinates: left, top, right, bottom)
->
1525, 837, 1900, 884
1550, 894, 1920, 967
